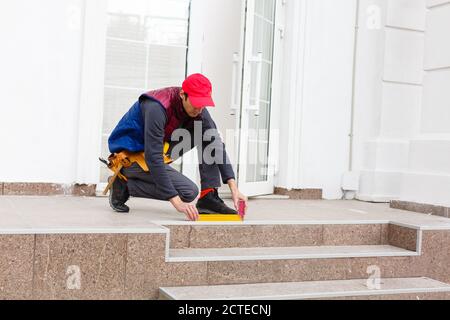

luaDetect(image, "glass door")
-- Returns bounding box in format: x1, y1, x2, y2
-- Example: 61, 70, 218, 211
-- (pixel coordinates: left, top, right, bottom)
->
237, 0, 279, 196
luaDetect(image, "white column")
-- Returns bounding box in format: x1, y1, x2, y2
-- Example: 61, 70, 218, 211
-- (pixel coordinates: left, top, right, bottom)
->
355, 0, 426, 202
398, 0, 450, 207
76, 0, 108, 184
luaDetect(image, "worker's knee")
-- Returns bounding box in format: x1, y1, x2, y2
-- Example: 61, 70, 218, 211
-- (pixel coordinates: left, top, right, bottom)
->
179, 184, 199, 203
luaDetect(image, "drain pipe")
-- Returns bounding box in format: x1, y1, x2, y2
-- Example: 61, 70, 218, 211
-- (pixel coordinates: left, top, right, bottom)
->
342, 0, 361, 199
349, 0, 360, 172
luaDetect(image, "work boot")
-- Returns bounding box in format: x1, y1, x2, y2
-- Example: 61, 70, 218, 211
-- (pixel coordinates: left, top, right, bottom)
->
108, 176, 130, 213
196, 189, 237, 215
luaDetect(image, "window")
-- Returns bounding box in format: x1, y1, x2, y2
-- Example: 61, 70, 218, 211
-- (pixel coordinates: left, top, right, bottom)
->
100, 0, 191, 182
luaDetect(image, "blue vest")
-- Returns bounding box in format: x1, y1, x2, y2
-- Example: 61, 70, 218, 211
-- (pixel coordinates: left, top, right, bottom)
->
108, 100, 146, 154
108, 87, 188, 154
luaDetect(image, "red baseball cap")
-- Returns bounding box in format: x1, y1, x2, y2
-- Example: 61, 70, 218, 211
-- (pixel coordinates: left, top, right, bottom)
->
182, 73, 216, 108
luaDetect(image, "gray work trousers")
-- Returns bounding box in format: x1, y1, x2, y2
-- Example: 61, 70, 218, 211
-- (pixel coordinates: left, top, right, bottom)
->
122, 140, 223, 203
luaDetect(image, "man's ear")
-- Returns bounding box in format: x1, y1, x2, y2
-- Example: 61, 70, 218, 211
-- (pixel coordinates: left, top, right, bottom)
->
179, 90, 185, 100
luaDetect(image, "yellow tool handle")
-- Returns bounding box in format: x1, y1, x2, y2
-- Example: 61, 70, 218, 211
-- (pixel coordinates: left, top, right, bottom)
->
198, 214, 243, 222
102, 164, 123, 196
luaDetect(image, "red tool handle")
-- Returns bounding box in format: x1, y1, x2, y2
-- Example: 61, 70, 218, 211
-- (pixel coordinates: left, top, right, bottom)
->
238, 200, 246, 219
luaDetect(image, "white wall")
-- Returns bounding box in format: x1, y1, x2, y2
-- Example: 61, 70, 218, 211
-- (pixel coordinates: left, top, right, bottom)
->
353, 0, 450, 207
276, 0, 357, 199
354, 0, 427, 202
276, 0, 450, 207
1, 0, 448, 207
398, 0, 450, 207
0, 0, 85, 183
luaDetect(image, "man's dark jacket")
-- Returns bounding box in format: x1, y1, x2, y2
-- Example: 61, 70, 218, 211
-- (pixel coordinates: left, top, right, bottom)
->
108, 87, 235, 199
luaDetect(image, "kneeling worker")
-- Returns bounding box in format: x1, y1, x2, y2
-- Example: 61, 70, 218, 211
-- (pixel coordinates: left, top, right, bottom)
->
104, 73, 248, 221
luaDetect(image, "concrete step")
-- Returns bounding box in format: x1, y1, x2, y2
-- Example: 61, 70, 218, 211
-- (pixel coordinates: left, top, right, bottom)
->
166, 223, 397, 249
159, 277, 450, 300
167, 244, 417, 262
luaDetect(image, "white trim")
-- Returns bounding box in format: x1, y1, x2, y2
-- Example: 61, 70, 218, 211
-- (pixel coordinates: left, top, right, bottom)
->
278, 0, 309, 189
159, 278, 450, 300
76, 0, 108, 184
167, 245, 418, 262
106, 36, 188, 48
0, 227, 168, 235
237, 0, 284, 196
181, 0, 206, 183
417, 229, 423, 255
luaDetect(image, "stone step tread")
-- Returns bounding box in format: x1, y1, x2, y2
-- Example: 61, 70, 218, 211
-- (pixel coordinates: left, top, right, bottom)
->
159, 277, 450, 300
167, 245, 417, 262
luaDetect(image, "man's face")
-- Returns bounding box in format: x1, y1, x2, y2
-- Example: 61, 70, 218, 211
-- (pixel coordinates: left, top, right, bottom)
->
180, 90, 205, 118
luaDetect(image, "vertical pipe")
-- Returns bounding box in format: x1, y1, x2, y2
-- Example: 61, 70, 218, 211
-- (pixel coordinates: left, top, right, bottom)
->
349, 0, 360, 171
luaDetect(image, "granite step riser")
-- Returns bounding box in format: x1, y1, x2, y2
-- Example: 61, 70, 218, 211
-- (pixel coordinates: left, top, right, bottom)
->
167, 224, 418, 251
0, 230, 446, 300
164, 229, 450, 288
171, 256, 424, 287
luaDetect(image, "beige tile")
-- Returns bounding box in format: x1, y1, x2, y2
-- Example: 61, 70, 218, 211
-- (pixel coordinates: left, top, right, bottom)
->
418, 231, 450, 283
274, 188, 322, 200
72, 184, 96, 197
1, 183, 95, 197
388, 225, 417, 251
207, 260, 284, 285
125, 234, 166, 300
323, 225, 382, 245
189, 226, 253, 249
159, 262, 208, 287
349, 256, 420, 279
167, 226, 191, 249
252, 225, 323, 247
391, 200, 450, 218
434, 206, 448, 218
280, 258, 353, 282
33, 234, 127, 300
154, 261, 208, 299
207, 258, 354, 285
3, 183, 67, 196
381, 224, 390, 245
0, 235, 34, 300
185, 225, 323, 249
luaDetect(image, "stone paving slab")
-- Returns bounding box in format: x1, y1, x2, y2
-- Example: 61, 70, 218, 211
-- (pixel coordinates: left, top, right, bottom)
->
0, 196, 449, 233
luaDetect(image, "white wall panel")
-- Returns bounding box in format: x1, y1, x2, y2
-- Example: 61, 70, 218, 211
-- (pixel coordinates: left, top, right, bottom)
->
383, 29, 424, 84
421, 69, 450, 133
424, 4, 450, 69
380, 83, 422, 139
0, 0, 85, 183
387, 0, 426, 30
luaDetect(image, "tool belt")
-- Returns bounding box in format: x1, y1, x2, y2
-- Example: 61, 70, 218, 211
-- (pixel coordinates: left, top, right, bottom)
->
101, 142, 173, 195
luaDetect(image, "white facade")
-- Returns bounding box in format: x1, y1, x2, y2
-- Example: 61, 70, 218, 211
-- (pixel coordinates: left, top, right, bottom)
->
0, 0, 449, 206
0, 0, 85, 183
276, 0, 357, 199
354, 0, 450, 207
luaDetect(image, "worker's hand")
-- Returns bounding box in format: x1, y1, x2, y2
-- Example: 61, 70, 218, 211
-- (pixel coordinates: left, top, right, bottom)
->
227, 179, 248, 211
170, 196, 199, 221
231, 190, 248, 212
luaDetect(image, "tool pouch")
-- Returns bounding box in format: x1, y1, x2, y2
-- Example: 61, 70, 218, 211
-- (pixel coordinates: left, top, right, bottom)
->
101, 143, 173, 195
